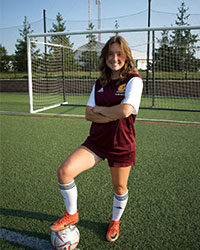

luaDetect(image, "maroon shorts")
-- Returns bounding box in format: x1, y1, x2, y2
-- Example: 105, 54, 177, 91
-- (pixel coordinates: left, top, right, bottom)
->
82, 139, 136, 167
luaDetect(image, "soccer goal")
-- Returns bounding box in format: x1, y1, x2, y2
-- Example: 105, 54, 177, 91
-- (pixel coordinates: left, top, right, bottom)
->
27, 26, 200, 113
27, 35, 99, 113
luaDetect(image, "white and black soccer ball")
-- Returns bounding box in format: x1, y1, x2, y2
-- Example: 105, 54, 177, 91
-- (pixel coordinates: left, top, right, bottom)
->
51, 225, 80, 250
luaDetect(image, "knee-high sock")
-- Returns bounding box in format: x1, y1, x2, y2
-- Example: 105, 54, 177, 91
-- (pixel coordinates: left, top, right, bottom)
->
112, 191, 128, 221
59, 180, 77, 215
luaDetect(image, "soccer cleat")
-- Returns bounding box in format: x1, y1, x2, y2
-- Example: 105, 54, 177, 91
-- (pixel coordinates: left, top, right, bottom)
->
106, 220, 120, 242
50, 210, 79, 232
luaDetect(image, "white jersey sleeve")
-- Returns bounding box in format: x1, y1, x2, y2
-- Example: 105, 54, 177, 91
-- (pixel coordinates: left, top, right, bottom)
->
122, 77, 143, 114
87, 82, 96, 107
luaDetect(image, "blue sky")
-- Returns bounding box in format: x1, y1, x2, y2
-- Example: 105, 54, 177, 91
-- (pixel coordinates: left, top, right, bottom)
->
0, 0, 200, 54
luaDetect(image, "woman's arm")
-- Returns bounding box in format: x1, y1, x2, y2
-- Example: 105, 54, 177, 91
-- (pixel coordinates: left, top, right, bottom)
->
85, 106, 116, 123
92, 103, 134, 120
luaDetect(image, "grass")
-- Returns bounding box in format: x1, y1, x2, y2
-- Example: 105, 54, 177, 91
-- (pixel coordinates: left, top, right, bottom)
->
1, 92, 199, 116
0, 72, 28, 79
1, 71, 200, 80
0, 93, 200, 249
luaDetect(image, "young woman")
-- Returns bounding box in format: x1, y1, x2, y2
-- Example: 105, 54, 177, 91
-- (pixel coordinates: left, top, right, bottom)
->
50, 35, 143, 242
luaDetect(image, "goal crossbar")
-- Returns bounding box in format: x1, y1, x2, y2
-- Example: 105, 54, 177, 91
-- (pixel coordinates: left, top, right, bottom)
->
28, 25, 200, 39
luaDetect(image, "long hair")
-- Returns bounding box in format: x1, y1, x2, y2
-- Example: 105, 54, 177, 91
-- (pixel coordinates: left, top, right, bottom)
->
99, 36, 138, 86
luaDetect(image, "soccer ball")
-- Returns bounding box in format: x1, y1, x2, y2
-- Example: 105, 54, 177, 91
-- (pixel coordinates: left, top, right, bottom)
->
51, 225, 80, 250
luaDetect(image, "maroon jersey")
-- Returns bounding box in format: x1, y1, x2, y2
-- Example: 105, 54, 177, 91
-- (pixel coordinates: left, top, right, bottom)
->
83, 73, 142, 158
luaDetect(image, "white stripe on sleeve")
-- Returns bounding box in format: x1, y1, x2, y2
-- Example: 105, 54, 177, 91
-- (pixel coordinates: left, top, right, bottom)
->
87, 82, 96, 107
122, 77, 143, 114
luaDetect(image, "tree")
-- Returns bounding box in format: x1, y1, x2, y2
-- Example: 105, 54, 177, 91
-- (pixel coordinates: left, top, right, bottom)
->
15, 16, 33, 72
155, 1, 199, 73
0, 44, 10, 72
115, 20, 119, 35
50, 12, 65, 32
154, 30, 177, 72
49, 12, 72, 46
79, 23, 99, 72
170, 1, 199, 72
86, 23, 97, 49
48, 12, 76, 71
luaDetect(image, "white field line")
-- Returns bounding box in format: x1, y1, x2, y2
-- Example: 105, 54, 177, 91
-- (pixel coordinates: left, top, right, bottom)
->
0, 110, 200, 125
0, 228, 54, 250
136, 117, 200, 125
0, 110, 85, 118
42, 112, 85, 118
0, 228, 81, 250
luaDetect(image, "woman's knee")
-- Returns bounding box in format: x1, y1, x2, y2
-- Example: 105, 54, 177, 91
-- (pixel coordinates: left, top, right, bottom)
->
57, 162, 74, 183
113, 184, 128, 195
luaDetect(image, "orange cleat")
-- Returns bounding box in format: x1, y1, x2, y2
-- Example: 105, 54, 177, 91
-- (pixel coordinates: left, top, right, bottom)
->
106, 220, 120, 242
50, 210, 79, 232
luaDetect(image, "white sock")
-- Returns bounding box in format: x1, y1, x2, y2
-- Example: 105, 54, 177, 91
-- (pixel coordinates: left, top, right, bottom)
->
59, 180, 77, 215
112, 191, 128, 221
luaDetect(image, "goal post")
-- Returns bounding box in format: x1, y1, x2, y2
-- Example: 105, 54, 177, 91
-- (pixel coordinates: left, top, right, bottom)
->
27, 26, 200, 113
27, 37, 70, 113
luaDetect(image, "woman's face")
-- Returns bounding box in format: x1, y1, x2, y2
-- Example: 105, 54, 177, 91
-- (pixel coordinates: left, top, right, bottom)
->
106, 42, 126, 78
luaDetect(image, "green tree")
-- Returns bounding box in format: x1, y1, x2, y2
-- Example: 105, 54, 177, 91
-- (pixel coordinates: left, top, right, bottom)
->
86, 23, 97, 49
154, 30, 177, 72
115, 20, 119, 35
79, 23, 99, 72
49, 12, 72, 46
48, 12, 76, 72
155, 1, 199, 73
0, 44, 10, 72
50, 13, 65, 32
170, 1, 199, 72
15, 16, 33, 72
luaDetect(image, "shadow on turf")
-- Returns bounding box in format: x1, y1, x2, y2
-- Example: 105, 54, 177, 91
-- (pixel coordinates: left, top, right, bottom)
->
78, 220, 108, 241
0, 208, 59, 222
1, 208, 108, 241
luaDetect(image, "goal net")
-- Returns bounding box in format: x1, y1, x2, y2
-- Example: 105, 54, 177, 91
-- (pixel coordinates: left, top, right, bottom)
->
27, 27, 200, 113
28, 36, 98, 113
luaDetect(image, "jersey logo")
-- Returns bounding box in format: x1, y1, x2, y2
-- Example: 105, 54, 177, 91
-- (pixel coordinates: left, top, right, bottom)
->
98, 87, 104, 93
116, 83, 126, 95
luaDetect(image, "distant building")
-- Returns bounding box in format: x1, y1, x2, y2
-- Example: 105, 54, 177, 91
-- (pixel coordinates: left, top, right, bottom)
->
75, 41, 105, 60
131, 49, 152, 71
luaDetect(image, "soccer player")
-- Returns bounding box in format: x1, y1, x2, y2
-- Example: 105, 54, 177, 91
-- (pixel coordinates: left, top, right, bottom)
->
50, 35, 143, 242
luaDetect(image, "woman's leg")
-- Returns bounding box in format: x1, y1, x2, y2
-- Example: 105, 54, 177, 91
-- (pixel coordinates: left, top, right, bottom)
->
58, 146, 102, 214
110, 166, 131, 220
50, 146, 102, 231
58, 145, 102, 184
106, 166, 132, 242
110, 166, 131, 195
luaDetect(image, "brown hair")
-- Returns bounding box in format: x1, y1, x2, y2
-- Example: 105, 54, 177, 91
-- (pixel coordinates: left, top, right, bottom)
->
99, 36, 138, 86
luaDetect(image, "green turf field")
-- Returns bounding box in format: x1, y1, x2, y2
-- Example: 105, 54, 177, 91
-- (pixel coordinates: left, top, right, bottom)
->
0, 93, 200, 250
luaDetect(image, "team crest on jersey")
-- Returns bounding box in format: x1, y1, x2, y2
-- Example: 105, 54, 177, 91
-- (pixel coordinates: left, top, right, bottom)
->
98, 87, 104, 93
116, 83, 126, 95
